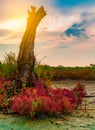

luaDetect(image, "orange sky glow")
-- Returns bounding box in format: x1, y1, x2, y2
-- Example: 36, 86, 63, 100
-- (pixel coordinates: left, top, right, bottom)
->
0, 0, 95, 66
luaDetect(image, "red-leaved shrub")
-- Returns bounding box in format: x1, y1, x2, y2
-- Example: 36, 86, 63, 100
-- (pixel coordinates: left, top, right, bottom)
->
10, 80, 86, 119
73, 83, 86, 106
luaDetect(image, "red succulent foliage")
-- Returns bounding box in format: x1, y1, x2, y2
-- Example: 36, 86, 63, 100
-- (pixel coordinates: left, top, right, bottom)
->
73, 83, 86, 106
11, 95, 33, 115
0, 78, 86, 118
10, 79, 86, 119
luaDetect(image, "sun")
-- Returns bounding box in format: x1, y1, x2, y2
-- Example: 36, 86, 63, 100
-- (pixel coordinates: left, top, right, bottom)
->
0, 17, 26, 31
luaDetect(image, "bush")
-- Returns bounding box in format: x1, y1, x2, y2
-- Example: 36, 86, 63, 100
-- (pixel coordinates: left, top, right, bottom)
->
0, 78, 86, 119
0, 79, 10, 112
10, 80, 86, 119
35, 65, 95, 80
0, 52, 18, 78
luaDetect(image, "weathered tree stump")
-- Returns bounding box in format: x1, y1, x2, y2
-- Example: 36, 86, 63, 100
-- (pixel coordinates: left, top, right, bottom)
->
17, 6, 46, 87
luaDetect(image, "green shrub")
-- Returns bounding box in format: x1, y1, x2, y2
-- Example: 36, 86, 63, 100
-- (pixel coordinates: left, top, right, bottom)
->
0, 52, 18, 78
35, 65, 95, 80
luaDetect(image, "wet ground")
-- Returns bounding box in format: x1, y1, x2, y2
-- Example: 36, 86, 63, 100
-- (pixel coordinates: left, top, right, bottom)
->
0, 80, 95, 130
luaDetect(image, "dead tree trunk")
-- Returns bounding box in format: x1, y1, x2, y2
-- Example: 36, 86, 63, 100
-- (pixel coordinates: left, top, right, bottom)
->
17, 6, 46, 87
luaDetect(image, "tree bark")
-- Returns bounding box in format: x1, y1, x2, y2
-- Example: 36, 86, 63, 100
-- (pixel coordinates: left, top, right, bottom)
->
17, 6, 46, 87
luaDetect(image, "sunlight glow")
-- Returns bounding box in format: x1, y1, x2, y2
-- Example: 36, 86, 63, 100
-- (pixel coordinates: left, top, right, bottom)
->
0, 17, 26, 31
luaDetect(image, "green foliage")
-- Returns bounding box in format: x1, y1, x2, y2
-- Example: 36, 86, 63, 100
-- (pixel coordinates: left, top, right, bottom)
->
35, 65, 95, 80
0, 79, 10, 112
0, 52, 95, 80
34, 65, 56, 80
0, 52, 18, 78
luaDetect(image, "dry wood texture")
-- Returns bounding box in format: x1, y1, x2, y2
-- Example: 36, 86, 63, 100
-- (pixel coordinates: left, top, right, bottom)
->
17, 6, 46, 86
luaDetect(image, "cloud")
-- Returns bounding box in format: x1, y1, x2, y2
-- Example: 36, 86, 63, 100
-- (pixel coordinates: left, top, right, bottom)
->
0, 17, 25, 44
70, 40, 95, 51
58, 46, 68, 49
64, 22, 88, 40
86, 23, 95, 40
36, 4, 95, 46
63, 9, 95, 40
0, 1, 95, 48
0, 29, 11, 37
0, 43, 19, 61
0, 29, 23, 45
36, 7, 95, 48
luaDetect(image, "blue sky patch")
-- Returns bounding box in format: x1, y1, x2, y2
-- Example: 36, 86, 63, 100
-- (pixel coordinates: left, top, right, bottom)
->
53, 0, 95, 7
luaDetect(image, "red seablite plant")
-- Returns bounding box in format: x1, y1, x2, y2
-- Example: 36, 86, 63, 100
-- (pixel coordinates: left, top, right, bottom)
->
73, 83, 86, 106
0, 79, 13, 113
10, 80, 86, 119
11, 95, 35, 115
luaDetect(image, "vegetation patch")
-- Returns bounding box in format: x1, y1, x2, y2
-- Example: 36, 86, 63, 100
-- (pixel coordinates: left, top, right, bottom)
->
0, 78, 86, 120
35, 64, 95, 80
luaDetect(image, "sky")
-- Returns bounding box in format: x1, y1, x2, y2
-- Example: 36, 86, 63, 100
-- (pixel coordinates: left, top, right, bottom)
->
0, 0, 95, 66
